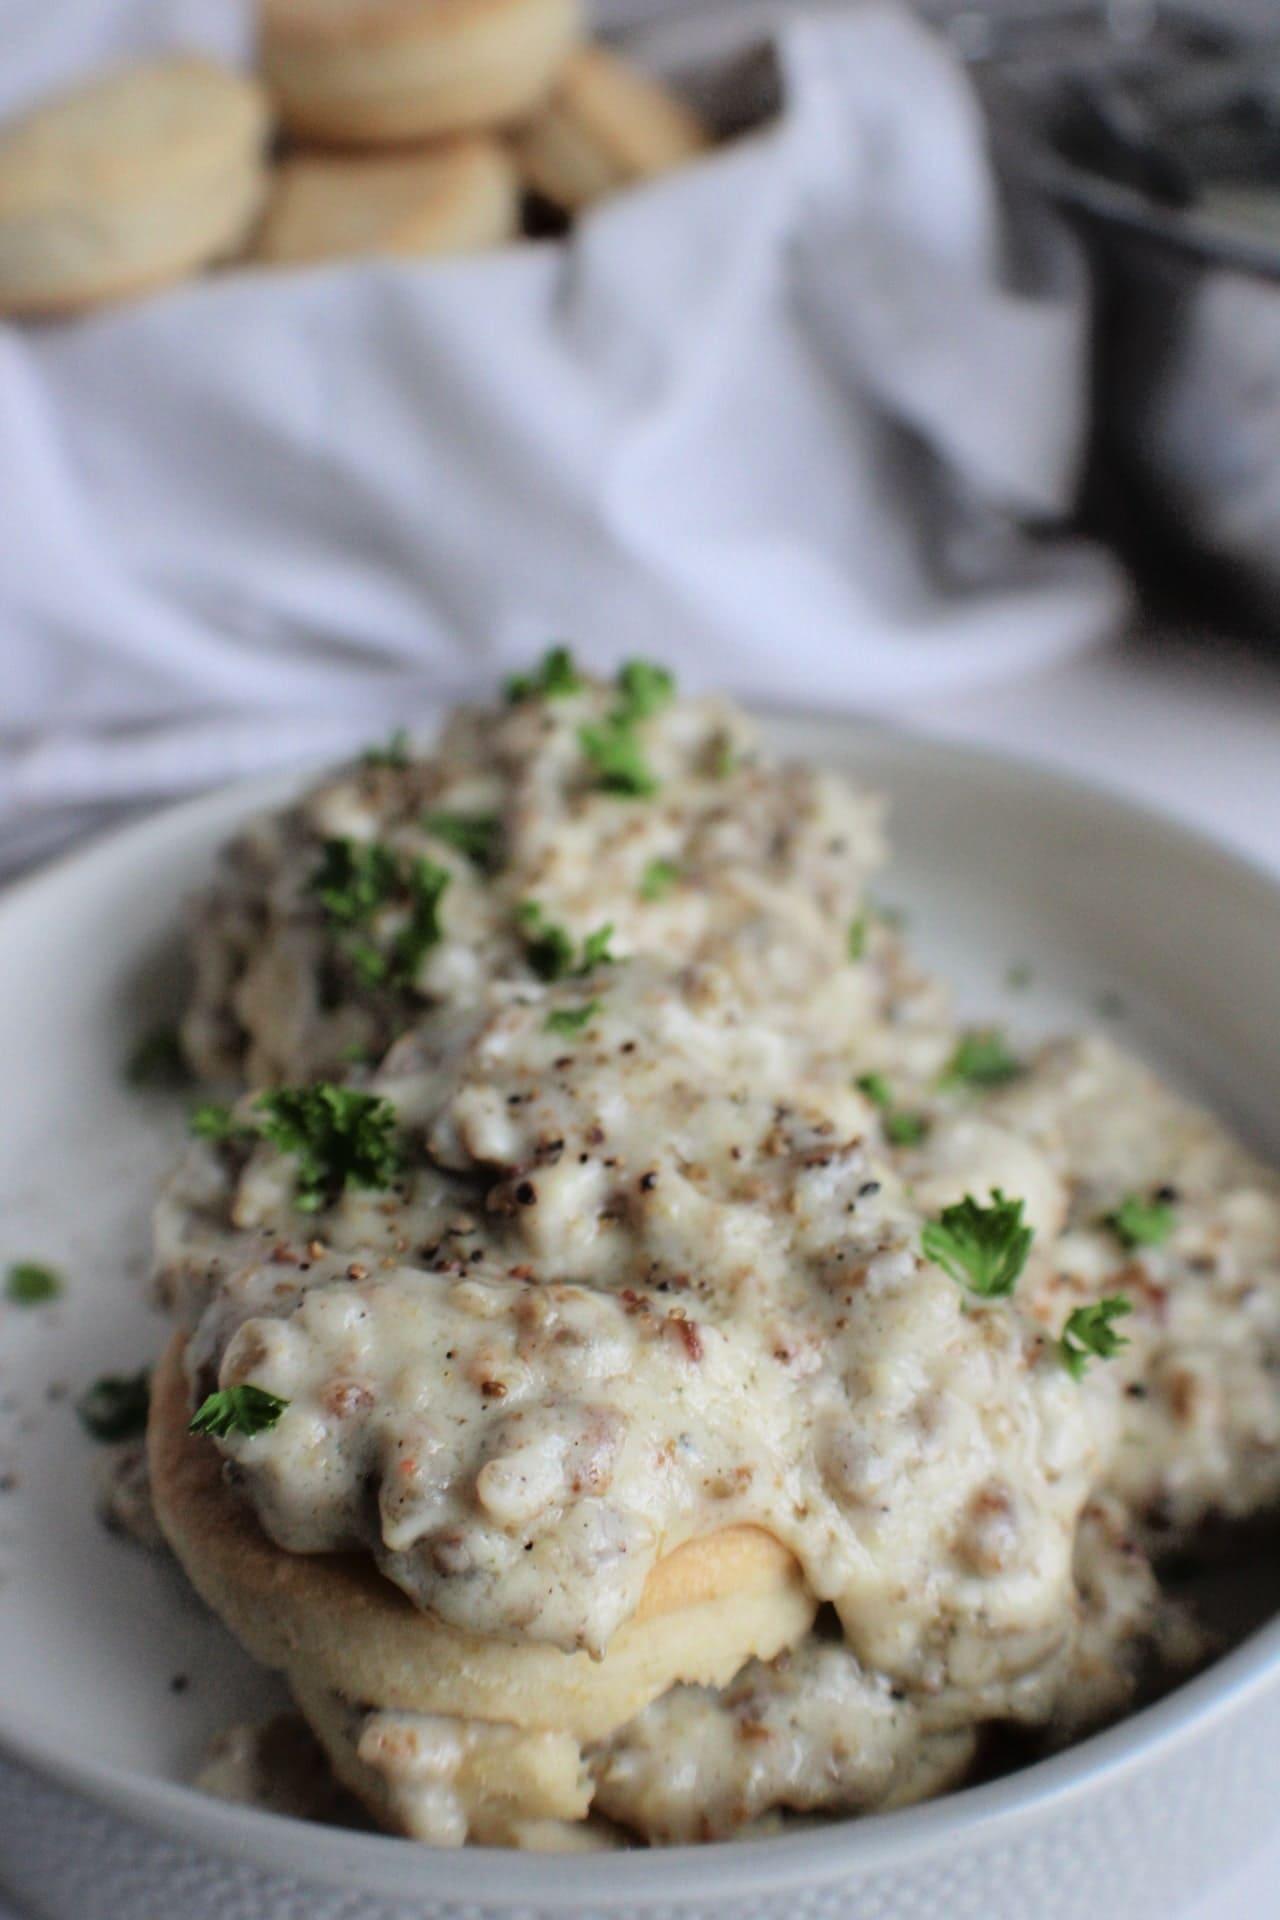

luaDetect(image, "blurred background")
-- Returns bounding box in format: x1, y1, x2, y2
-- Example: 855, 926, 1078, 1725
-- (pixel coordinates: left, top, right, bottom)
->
3, 0, 1279, 888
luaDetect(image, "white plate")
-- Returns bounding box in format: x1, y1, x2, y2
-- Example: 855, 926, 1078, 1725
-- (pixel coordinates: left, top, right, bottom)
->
2, 713, 1280, 1920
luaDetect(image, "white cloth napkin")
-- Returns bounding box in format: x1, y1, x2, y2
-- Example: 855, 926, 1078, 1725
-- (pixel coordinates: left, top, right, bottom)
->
0, 1, 1127, 849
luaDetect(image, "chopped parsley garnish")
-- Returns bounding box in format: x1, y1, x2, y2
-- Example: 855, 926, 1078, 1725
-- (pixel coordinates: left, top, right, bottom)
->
310, 838, 401, 928
545, 1000, 600, 1035
77, 1369, 150, 1443
576, 658, 676, 797
579, 718, 658, 797
506, 646, 583, 703
615, 660, 675, 723
190, 1102, 242, 1142
847, 915, 868, 962
362, 728, 410, 770
1060, 1296, 1133, 1381
309, 840, 449, 987
579, 923, 615, 971
423, 810, 501, 871
856, 1074, 927, 1147
189, 1384, 289, 1439
922, 1190, 1033, 1299
518, 901, 576, 979
390, 858, 451, 984
1106, 1194, 1175, 1251
254, 1085, 404, 1213
518, 903, 615, 980
940, 1028, 1023, 1090
125, 1024, 191, 1090
192, 1085, 404, 1212
5, 1261, 63, 1306
708, 736, 737, 779
640, 858, 679, 901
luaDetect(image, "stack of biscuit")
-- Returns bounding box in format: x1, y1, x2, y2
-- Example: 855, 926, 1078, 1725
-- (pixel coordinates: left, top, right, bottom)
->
0, 0, 710, 319
150, 1343, 815, 1846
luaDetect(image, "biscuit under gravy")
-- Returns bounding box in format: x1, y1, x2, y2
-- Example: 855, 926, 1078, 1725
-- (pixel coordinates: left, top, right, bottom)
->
251, 141, 519, 266
149, 1336, 816, 1746
292, 1675, 602, 1847
262, 0, 582, 145
0, 57, 270, 317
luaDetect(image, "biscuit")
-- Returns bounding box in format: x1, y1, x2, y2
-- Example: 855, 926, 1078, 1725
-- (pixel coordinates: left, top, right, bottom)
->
0, 58, 271, 317
292, 1674, 600, 1846
512, 44, 707, 213
251, 140, 518, 265
149, 1334, 815, 1744
261, 0, 582, 146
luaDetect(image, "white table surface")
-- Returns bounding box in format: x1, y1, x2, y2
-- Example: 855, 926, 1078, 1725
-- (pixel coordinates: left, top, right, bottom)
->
3, 629, 1278, 1919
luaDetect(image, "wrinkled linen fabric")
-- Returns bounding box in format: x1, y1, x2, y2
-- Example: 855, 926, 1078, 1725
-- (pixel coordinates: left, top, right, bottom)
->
0, 1, 1126, 849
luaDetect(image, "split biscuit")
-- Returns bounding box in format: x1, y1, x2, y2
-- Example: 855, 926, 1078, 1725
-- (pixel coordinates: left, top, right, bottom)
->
251, 140, 518, 265
0, 58, 270, 317
149, 1334, 815, 1745
261, 0, 582, 146
512, 43, 707, 213
292, 1674, 604, 1846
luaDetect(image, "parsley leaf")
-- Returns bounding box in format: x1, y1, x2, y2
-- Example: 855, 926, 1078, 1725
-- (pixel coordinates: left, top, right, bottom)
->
518, 901, 576, 980
518, 905, 614, 980
190, 1384, 289, 1439
847, 915, 868, 962
254, 1085, 404, 1213
362, 728, 410, 770
579, 923, 615, 971
77, 1370, 150, 1443
190, 1103, 242, 1142
125, 1024, 191, 1090
579, 719, 658, 797
1106, 1194, 1175, 1251
922, 1189, 1033, 1299
389, 858, 451, 984
1060, 1296, 1133, 1381
310, 838, 402, 928
708, 735, 737, 779
940, 1028, 1023, 1090
546, 1000, 601, 1035
506, 646, 583, 703
347, 940, 390, 987
423, 810, 501, 871
310, 842, 449, 986
616, 660, 676, 723
6, 1261, 62, 1306
857, 1074, 927, 1147
640, 858, 679, 901
885, 1110, 928, 1147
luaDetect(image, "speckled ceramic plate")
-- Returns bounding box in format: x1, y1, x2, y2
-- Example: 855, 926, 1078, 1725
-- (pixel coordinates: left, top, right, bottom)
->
2, 714, 1279, 1920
